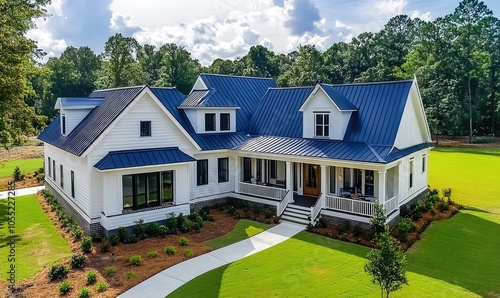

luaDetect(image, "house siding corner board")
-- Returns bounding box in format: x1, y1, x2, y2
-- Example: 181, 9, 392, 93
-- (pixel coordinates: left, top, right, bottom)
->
44, 144, 91, 217
191, 152, 236, 199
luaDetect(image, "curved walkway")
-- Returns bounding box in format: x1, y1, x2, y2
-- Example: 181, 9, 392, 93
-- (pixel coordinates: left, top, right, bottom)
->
118, 222, 304, 298
0, 185, 45, 199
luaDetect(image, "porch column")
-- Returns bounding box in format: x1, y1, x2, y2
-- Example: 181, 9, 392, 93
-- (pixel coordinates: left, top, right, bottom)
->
320, 165, 327, 197
234, 157, 240, 193
286, 161, 293, 202
378, 170, 386, 205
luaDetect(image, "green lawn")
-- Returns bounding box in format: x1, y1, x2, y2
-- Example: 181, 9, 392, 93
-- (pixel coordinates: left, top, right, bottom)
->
0, 195, 72, 281
205, 219, 271, 250
429, 147, 500, 213
0, 158, 44, 179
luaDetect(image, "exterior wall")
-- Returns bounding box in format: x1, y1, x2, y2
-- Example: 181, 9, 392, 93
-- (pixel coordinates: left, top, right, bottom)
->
61, 109, 92, 135
184, 108, 237, 134
191, 151, 236, 200
397, 148, 430, 205
302, 89, 352, 140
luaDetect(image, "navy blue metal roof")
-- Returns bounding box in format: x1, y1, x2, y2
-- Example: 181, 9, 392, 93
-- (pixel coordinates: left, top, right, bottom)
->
250, 87, 313, 137
199, 74, 277, 132
94, 147, 195, 171
179, 89, 238, 108
38, 86, 146, 156
319, 84, 358, 111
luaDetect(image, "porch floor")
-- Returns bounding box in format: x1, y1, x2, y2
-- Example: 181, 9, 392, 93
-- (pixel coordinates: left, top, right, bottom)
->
291, 193, 318, 208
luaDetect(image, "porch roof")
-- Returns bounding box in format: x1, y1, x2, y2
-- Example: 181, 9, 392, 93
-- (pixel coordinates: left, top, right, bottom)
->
94, 147, 195, 171
234, 136, 431, 164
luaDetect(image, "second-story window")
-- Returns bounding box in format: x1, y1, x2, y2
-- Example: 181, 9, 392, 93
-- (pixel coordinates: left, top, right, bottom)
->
220, 113, 230, 131
205, 113, 215, 131
314, 113, 329, 137
140, 121, 151, 136
61, 115, 66, 135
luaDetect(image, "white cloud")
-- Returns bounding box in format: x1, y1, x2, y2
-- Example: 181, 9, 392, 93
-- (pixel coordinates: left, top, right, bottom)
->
374, 0, 408, 17
410, 10, 432, 22
26, 28, 68, 58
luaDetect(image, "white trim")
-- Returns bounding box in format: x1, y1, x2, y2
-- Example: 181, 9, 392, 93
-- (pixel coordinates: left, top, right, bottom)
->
94, 161, 195, 173
299, 84, 356, 112
413, 76, 432, 142
178, 106, 240, 110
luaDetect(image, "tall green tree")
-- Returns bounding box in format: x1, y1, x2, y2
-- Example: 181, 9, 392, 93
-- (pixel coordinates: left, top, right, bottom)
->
277, 45, 325, 86
60, 46, 100, 96
243, 45, 279, 78
157, 43, 200, 94
0, 0, 49, 148
137, 44, 162, 85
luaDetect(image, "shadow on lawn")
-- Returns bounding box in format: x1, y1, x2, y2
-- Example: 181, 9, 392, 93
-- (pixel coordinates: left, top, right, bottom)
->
0, 199, 22, 249
406, 211, 500, 297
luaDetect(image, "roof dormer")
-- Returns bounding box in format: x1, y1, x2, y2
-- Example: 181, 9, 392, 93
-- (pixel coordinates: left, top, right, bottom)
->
55, 97, 104, 136
299, 83, 357, 140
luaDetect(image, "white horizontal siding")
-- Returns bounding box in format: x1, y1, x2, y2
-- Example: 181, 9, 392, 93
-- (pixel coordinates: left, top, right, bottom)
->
63, 109, 92, 135
397, 149, 430, 204
191, 152, 236, 200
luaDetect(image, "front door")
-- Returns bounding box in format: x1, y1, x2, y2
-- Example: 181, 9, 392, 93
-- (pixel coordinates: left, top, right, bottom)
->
303, 164, 321, 196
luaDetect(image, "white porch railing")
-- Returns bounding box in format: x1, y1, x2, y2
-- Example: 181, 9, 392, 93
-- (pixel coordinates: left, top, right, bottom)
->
237, 182, 287, 201
384, 196, 398, 214
310, 193, 324, 225
325, 195, 376, 217
278, 189, 291, 216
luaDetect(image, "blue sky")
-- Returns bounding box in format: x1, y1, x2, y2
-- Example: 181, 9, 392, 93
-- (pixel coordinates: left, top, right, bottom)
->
28, 0, 500, 65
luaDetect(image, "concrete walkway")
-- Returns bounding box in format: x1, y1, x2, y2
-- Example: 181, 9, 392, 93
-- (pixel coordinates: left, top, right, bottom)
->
118, 222, 304, 298
0, 185, 45, 200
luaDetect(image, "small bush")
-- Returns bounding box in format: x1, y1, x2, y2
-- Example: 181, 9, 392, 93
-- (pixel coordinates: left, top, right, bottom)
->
184, 249, 194, 258
109, 235, 119, 246
126, 271, 136, 279
48, 264, 69, 281
427, 194, 440, 204
353, 224, 363, 238
179, 237, 189, 246
339, 220, 351, 233
95, 281, 107, 292
134, 219, 146, 239
429, 188, 439, 196
422, 201, 435, 212
117, 226, 128, 243
306, 223, 314, 232
396, 218, 418, 242
166, 213, 178, 234
59, 281, 72, 295
70, 254, 86, 269
90, 232, 102, 243
410, 203, 422, 221
442, 188, 452, 199
158, 225, 168, 237
439, 201, 449, 212
179, 218, 191, 233
147, 250, 157, 258
318, 217, 328, 228
71, 226, 84, 239
177, 213, 187, 230
78, 287, 90, 298
226, 205, 236, 216
129, 255, 142, 266
81, 236, 93, 253
146, 222, 161, 237
86, 270, 97, 285
12, 166, 23, 181
165, 246, 176, 255
36, 173, 45, 182
103, 266, 116, 276
101, 240, 111, 252
124, 234, 138, 244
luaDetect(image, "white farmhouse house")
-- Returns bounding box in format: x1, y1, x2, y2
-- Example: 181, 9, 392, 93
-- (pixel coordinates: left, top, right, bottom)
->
38, 74, 432, 235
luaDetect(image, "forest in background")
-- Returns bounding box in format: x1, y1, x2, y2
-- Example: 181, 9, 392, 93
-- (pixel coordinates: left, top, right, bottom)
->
2, 0, 499, 148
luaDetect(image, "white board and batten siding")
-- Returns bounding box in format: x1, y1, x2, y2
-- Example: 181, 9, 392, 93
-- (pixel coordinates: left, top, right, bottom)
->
397, 150, 430, 205
191, 152, 236, 200
301, 88, 352, 140
87, 91, 198, 219
44, 143, 92, 220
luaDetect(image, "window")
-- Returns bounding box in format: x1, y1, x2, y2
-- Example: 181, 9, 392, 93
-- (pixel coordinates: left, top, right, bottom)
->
329, 166, 336, 193
122, 171, 171, 210
422, 155, 426, 173
409, 159, 414, 188
314, 113, 329, 137
52, 160, 56, 181
256, 159, 262, 183
62, 115, 66, 135
243, 157, 251, 182
140, 121, 151, 136
218, 158, 229, 183
48, 157, 51, 178
205, 113, 215, 131
60, 165, 64, 188
197, 160, 208, 185
71, 171, 75, 198
354, 169, 362, 193
220, 113, 230, 131
270, 160, 277, 179
343, 168, 351, 189
365, 170, 374, 196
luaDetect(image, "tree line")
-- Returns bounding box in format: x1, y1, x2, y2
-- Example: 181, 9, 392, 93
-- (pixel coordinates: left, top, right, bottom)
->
1, 0, 499, 148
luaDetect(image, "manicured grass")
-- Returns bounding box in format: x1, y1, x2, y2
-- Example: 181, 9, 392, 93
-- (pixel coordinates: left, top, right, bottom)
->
0, 158, 44, 179
429, 147, 500, 213
0, 195, 72, 281
205, 219, 271, 250
170, 232, 479, 298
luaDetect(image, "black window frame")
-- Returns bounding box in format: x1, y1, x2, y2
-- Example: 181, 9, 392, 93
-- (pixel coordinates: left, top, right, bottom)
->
205, 113, 216, 132
365, 170, 374, 196
220, 113, 230, 131
62, 114, 66, 135
218, 158, 229, 183
243, 157, 251, 182
122, 172, 169, 210
140, 121, 152, 137
422, 155, 426, 173
60, 164, 64, 188
197, 159, 209, 186
52, 160, 56, 181
329, 166, 336, 194
314, 112, 330, 137
270, 160, 277, 179
71, 170, 75, 198
48, 157, 51, 179
409, 158, 414, 188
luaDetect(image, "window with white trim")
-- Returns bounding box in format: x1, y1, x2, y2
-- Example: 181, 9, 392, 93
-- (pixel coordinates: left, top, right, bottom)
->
220, 113, 230, 131
422, 155, 426, 173
314, 112, 329, 137
140, 121, 151, 136
409, 158, 414, 188
205, 113, 215, 132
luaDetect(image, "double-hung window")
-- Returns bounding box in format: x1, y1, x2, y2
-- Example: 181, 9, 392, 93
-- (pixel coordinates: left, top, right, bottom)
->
314, 112, 329, 137
218, 158, 229, 183
205, 113, 215, 131
197, 160, 208, 185
140, 121, 151, 136
220, 113, 230, 131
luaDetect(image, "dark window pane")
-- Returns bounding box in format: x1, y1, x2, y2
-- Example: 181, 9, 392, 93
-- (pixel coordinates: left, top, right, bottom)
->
324, 114, 329, 125
136, 174, 147, 206
205, 114, 215, 131
123, 175, 133, 209
329, 166, 336, 193
162, 171, 173, 202
243, 158, 251, 182
220, 113, 230, 131
218, 158, 229, 183
197, 160, 208, 185
140, 121, 151, 136
270, 160, 277, 179
147, 172, 158, 205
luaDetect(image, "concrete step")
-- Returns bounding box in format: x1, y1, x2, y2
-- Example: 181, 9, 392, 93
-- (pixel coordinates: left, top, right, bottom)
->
287, 203, 310, 212
280, 214, 310, 226
283, 207, 310, 216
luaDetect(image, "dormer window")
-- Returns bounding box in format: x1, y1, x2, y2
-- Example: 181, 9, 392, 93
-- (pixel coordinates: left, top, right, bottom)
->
314, 112, 329, 137
205, 113, 215, 131
220, 113, 230, 131
61, 114, 66, 135
140, 121, 151, 136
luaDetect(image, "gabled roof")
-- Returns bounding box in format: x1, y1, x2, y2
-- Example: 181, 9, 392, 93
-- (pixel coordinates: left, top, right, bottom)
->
198, 74, 277, 132
319, 84, 358, 111
55, 97, 104, 110
94, 147, 195, 171
38, 86, 146, 156
250, 87, 313, 137
178, 89, 239, 108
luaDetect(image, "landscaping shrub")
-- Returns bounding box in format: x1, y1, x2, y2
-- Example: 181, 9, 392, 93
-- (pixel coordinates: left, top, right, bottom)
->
158, 225, 168, 237
177, 213, 187, 230
422, 201, 435, 213
101, 240, 111, 252
190, 220, 202, 232
429, 188, 439, 196
103, 266, 116, 276
339, 220, 351, 233
396, 218, 417, 242
180, 220, 191, 233
59, 281, 72, 295
427, 194, 440, 204
124, 234, 138, 244
147, 250, 157, 258
134, 219, 147, 239
370, 202, 386, 237
410, 203, 422, 221
165, 246, 176, 255
146, 222, 161, 237
90, 232, 102, 243
166, 212, 178, 234
70, 254, 86, 269
48, 264, 69, 281
71, 226, 84, 239
109, 235, 120, 246
439, 201, 449, 212
78, 287, 90, 298
442, 188, 452, 199
81, 236, 93, 253
12, 166, 23, 181
36, 172, 45, 183
85, 270, 97, 285
126, 271, 136, 279
179, 237, 189, 246
184, 249, 194, 258
129, 255, 142, 266
306, 223, 314, 232
353, 224, 363, 238
95, 281, 107, 292
318, 217, 328, 228
226, 205, 236, 216
117, 226, 128, 243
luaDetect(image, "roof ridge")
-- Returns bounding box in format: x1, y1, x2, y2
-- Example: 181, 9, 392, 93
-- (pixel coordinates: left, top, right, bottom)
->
324, 79, 414, 87
200, 73, 275, 80
268, 86, 314, 90
150, 86, 177, 90
93, 85, 147, 92
108, 146, 180, 154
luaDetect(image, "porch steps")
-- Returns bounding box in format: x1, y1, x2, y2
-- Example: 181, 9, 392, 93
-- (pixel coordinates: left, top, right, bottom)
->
280, 204, 310, 226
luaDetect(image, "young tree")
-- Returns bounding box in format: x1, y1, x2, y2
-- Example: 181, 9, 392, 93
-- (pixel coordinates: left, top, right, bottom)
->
370, 202, 387, 237
364, 226, 408, 298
